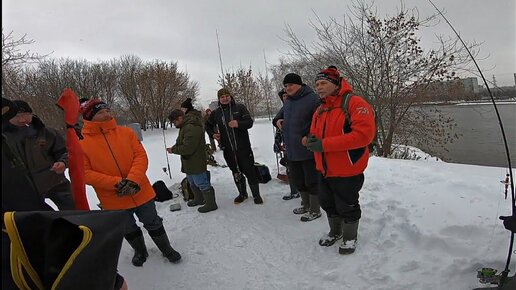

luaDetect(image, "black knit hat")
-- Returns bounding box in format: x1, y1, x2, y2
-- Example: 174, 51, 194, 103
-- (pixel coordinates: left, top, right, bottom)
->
180, 98, 194, 111
12, 100, 33, 114
283, 73, 303, 86
168, 109, 184, 122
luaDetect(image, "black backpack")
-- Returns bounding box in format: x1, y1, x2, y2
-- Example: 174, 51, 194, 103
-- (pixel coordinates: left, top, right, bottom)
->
153, 180, 173, 202
254, 163, 272, 184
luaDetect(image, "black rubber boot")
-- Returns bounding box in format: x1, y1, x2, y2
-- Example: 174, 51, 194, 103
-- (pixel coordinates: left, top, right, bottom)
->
250, 183, 263, 204
187, 184, 205, 207
125, 228, 149, 267
339, 220, 359, 255
198, 187, 218, 213
149, 226, 182, 263
319, 215, 343, 246
233, 173, 248, 204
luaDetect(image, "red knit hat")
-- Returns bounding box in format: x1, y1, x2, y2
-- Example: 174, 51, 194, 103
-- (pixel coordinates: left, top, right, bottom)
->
80, 99, 109, 120
315, 67, 340, 86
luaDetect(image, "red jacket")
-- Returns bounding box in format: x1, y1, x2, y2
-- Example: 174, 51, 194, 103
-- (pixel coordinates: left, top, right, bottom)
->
309, 78, 376, 177
80, 118, 155, 210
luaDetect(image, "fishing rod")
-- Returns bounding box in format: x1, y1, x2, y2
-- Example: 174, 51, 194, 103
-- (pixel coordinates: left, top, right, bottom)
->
162, 127, 172, 179
428, 1, 515, 286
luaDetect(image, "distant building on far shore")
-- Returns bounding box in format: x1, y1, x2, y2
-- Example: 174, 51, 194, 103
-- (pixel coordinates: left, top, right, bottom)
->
461, 77, 479, 93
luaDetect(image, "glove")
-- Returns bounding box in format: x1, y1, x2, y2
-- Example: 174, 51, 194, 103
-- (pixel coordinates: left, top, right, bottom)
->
116, 178, 141, 196
500, 215, 516, 233
306, 136, 323, 152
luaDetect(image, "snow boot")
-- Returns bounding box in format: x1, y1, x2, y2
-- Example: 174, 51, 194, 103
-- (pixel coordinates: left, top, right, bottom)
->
125, 228, 149, 267
319, 216, 343, 246
300, 194, 321, 222
339, 220, 359, 255
250, 183, 263, 204
198, 187, 218, 213
187, 184, 205, 207
282, 192, 300, 200
293, 191, 310, 214
149, 226, 182, 263
233, 173, 248, 204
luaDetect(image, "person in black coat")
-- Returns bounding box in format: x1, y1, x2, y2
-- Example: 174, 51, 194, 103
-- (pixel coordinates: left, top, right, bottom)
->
205, 88, 263, 204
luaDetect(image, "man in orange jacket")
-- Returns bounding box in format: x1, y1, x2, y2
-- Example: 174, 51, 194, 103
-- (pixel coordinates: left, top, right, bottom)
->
79, 99, 181, 266
306, 67, 376, 255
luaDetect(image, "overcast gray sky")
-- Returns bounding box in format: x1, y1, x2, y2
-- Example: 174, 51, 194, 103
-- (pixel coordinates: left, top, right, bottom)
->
3, 0, 515, 106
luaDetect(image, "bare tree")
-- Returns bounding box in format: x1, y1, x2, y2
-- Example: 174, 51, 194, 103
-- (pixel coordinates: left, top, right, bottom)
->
282, 1, 478, 156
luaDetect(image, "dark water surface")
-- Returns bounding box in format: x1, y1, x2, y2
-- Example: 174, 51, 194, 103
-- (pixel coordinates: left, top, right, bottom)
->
416, 103, 515, 168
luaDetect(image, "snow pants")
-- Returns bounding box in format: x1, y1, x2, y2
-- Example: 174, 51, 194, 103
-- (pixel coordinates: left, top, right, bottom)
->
289, 159, 318, 195
223, 147, 259, 185
318, 173, 364, 222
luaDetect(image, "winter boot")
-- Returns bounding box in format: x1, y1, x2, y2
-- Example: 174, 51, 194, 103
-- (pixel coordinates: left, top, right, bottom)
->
300, 194, 321, 222
198, 187, 218, 213
187, 184, 205, 207
149, 226, 182, 263
282, 192, 300, 200
293, 191, 310, 214
339, 220, 359, 255
233, 173, 248, 204
125, 228, 149, 267
319, 216, 343, 246
250, 183, 263, 204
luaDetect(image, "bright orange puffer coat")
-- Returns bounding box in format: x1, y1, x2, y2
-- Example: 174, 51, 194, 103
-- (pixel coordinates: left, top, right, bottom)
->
310, 78, 376, 177
80, 118, 155, 210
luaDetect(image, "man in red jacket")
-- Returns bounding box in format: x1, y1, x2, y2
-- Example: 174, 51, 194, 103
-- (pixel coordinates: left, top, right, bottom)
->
305, 67, 376, 254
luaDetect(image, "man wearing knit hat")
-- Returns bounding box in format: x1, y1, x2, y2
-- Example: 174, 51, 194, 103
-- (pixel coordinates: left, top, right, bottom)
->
79, 99, 182, 266
308, 66, 376, 255
3, 100, 75, 210
273, 73, 322, 222
205, 88, 263, 204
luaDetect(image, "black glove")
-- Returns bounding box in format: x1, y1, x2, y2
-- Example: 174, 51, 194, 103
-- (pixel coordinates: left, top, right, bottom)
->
499, 215, 516, 233
116, 178, 141, 196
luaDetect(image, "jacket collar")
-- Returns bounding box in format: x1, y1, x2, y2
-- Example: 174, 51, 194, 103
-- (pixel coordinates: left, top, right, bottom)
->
82, 118, 118, 135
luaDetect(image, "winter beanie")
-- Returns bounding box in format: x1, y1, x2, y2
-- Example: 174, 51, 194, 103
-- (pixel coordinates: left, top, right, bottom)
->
180, 98, 194, 112
315, 67, 340, 86
80, 99, 109, 121
168, 109, 184, 122
282, 73, 303, 86
12, 100, 33, 114
217, 88, 231, 99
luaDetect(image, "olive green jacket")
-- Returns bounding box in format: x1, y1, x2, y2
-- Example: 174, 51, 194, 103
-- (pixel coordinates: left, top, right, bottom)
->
171, 110, 207, 174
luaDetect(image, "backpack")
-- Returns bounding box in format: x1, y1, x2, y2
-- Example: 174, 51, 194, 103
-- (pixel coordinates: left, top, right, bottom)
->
342, 92, 378, 154
152, 180, 173, 202
180, 177, 194, 201
254, 162, 272, 184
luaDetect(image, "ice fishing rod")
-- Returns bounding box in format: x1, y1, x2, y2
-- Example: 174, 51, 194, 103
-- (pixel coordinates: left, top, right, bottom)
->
428, 0, 515, 286
162, 127, 172, 179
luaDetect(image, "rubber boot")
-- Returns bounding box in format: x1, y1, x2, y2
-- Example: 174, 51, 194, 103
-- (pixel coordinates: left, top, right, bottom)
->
233, 173, 248, 204
339, 220, 359, 255
198, 187, 218, 213
125, 228, 149, 267
319, 215, 343, 246
250, 183, 263, 204
301, 194, 322, 222
187, 184, 205, 207
293, 191, 310, 214
149, 226, 182, 263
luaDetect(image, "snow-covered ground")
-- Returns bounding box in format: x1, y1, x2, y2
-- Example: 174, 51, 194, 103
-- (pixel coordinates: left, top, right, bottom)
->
79, 118, 514, 290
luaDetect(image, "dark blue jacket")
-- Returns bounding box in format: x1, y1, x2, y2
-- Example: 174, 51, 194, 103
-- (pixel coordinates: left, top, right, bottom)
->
273, 85, 320, 161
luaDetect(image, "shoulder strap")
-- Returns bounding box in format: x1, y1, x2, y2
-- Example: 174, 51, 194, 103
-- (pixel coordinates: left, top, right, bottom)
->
342, 92, 354, 124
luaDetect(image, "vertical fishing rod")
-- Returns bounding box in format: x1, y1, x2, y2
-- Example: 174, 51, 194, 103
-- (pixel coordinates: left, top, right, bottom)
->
162, 127, 172, 179
216, 29, 226, 87
428, 1, 515, 286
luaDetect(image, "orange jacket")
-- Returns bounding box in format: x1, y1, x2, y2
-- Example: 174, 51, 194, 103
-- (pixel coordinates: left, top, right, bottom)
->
80, 118, 155, 210
309, 78, 376, 177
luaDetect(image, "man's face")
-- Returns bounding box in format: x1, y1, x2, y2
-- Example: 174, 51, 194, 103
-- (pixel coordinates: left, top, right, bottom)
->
9, 112, 33, 127
91, 108, 113, 122
284, 83, 301, 96
315, 80, 339, 98
219, 94, 231, 105
173, 116, 184, 128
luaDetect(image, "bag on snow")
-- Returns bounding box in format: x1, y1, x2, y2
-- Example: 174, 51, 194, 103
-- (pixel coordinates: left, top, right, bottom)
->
3, 210, 127, 290
153, 180, 173, 202
180, 177, 194, 201
254, 163, 271, 184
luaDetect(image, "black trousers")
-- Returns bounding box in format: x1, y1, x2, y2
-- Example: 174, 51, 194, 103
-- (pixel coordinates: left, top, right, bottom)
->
318, 173, 364, 222
223, 147, 258, 185
289, 159, 318, 195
